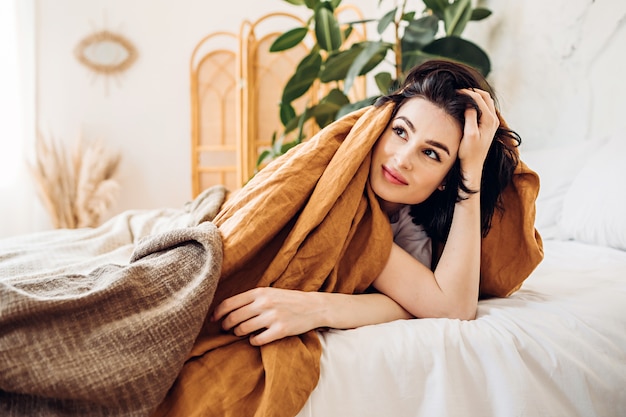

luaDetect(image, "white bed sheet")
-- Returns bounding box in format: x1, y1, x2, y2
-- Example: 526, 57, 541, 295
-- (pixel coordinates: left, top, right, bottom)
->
298, 240, 626, 417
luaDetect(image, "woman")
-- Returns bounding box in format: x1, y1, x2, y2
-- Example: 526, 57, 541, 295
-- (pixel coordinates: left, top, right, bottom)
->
211, 60, 520, 346
152, 59, 540, 417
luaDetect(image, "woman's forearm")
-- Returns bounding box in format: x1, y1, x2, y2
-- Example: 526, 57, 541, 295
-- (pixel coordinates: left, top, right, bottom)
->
313, 291, 412, 330
430, 191, 481, 318
212, 286, 412, 345
373, 193, 481, 321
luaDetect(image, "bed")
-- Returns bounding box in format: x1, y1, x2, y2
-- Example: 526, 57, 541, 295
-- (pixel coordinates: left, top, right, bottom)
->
299, 238, 626, 416
1, 133, 625, 417
297, 136, 626, 417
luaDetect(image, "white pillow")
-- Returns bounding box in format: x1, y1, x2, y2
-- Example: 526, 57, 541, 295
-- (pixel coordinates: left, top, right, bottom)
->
520, 141, 595, 239
558, 137, 626, 250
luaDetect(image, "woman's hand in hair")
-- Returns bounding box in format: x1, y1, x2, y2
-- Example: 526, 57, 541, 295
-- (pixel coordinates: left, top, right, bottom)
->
458, 88, 500, 191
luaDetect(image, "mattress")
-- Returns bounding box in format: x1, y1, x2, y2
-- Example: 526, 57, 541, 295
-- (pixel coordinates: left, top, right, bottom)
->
298, 239, 626, 417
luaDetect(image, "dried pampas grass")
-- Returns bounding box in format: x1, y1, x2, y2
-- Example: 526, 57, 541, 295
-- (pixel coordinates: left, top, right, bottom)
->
30, 133, 121, 229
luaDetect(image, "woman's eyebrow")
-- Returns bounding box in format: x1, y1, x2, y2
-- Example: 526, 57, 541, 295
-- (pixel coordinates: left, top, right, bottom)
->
425, 140, 450, 156
396, 116, 451, 156
396, 116, 416, 133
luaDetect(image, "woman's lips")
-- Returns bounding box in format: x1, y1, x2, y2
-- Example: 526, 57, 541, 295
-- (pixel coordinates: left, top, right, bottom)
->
382, 165, 408, 185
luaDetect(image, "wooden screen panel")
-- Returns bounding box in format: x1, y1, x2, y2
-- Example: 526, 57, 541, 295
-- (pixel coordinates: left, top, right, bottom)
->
190, 32, 239, 197
189, 7, 366, 196
244, 8, 368, 178
240, 13, 313, 181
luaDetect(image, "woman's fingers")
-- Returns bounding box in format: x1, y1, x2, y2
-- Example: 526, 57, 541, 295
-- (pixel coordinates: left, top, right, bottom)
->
249, 326, 285, 346
231, 314, 268, 338
211, 289, 255, 322
470, 88, 499, 132
211, 287, 320, 346
462, 106, 480, 141
458, 88, 499, 174
217, 298, 284, 345
461, 88, 498, 130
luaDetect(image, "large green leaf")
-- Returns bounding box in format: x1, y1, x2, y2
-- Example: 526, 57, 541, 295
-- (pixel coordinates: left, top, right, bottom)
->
304, 0, 320, 9
401, 15, 438, 51
422, 0, 447, 19
257, 131, 279, 168
320, 41, 389, 83
374, 71, 393, 95
470, 8, 492, 21
282, 69, 318, 104
313, 103, 339, 128
344, 18, 378, 26
422, 36, 491, 76
322, 87, 350, 107
279, 101, 296, 126
444, 0, 472, 37
343, 41, 386, 94
336, 96, 378, 119
329, 0, 342, 9
343, 25, 353, 41
281, 51, 322, 103
377, 8, 397, 35
270, 27, 309, 52
314, 89, 350, 127
296, 48, 323, 71
401, 11, 416, 22
401, 49, 432, 73
320, 42, 393, 83
314, 5, 342, 52
279, 138, 301, 154
400, 15, 438, 73
360, 44, 388, 74
284, 106, 315, 133
257, 149, 272, 167
320, 47, 361, 82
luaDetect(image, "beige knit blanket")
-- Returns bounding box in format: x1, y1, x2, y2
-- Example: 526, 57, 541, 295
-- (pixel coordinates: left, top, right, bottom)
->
0, 185, 226, 417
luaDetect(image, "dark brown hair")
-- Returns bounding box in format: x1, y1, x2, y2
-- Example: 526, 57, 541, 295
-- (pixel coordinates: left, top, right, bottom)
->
375, 59, 520, 241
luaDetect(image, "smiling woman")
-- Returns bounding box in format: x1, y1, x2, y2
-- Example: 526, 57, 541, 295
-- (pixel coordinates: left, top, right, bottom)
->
0, 0, 37, 238
369, 98, 462, 213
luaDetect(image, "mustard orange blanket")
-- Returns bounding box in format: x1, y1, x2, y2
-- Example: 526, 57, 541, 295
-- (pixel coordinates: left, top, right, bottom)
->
154, 103, 543, 417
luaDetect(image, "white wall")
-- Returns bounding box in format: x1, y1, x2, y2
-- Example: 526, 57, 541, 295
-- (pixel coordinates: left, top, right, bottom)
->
36, 0, 309, 220
32, 0, 626, 232
0, 0, 38, 237
466, 0, 626, 148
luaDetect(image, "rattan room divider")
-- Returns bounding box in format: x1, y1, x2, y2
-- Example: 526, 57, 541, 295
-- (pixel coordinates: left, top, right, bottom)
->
190, 7, 366, 197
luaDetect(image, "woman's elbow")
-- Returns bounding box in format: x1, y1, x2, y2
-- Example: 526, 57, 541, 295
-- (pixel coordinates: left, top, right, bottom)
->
444, 302, 477, 321
455, 304, 478, 321
416, 302, 477, 321
458, 307, 477, 321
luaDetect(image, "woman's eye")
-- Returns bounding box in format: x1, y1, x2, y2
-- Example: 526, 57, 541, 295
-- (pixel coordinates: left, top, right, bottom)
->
424, 149, 440, 161
392, 126, 407, 140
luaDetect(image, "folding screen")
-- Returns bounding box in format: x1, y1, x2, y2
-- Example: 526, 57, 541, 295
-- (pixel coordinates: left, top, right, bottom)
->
190, 7, 366, 197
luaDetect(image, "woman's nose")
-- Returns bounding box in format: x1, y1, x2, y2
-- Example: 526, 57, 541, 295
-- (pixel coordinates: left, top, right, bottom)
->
395, 146, 413, 170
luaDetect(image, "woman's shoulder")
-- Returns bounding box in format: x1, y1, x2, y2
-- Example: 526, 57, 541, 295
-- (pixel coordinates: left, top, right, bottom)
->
391, 206, 427, 236
391, 206, 432, 268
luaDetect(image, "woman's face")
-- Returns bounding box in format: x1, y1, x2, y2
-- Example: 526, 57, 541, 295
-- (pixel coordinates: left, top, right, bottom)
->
370, 97, 462, 213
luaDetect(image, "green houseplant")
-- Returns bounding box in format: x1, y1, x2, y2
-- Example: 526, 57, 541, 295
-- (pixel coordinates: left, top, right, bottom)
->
257, 0, 492, 168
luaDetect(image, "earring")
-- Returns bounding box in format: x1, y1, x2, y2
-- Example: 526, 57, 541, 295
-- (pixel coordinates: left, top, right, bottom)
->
439, 184, 446, 191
